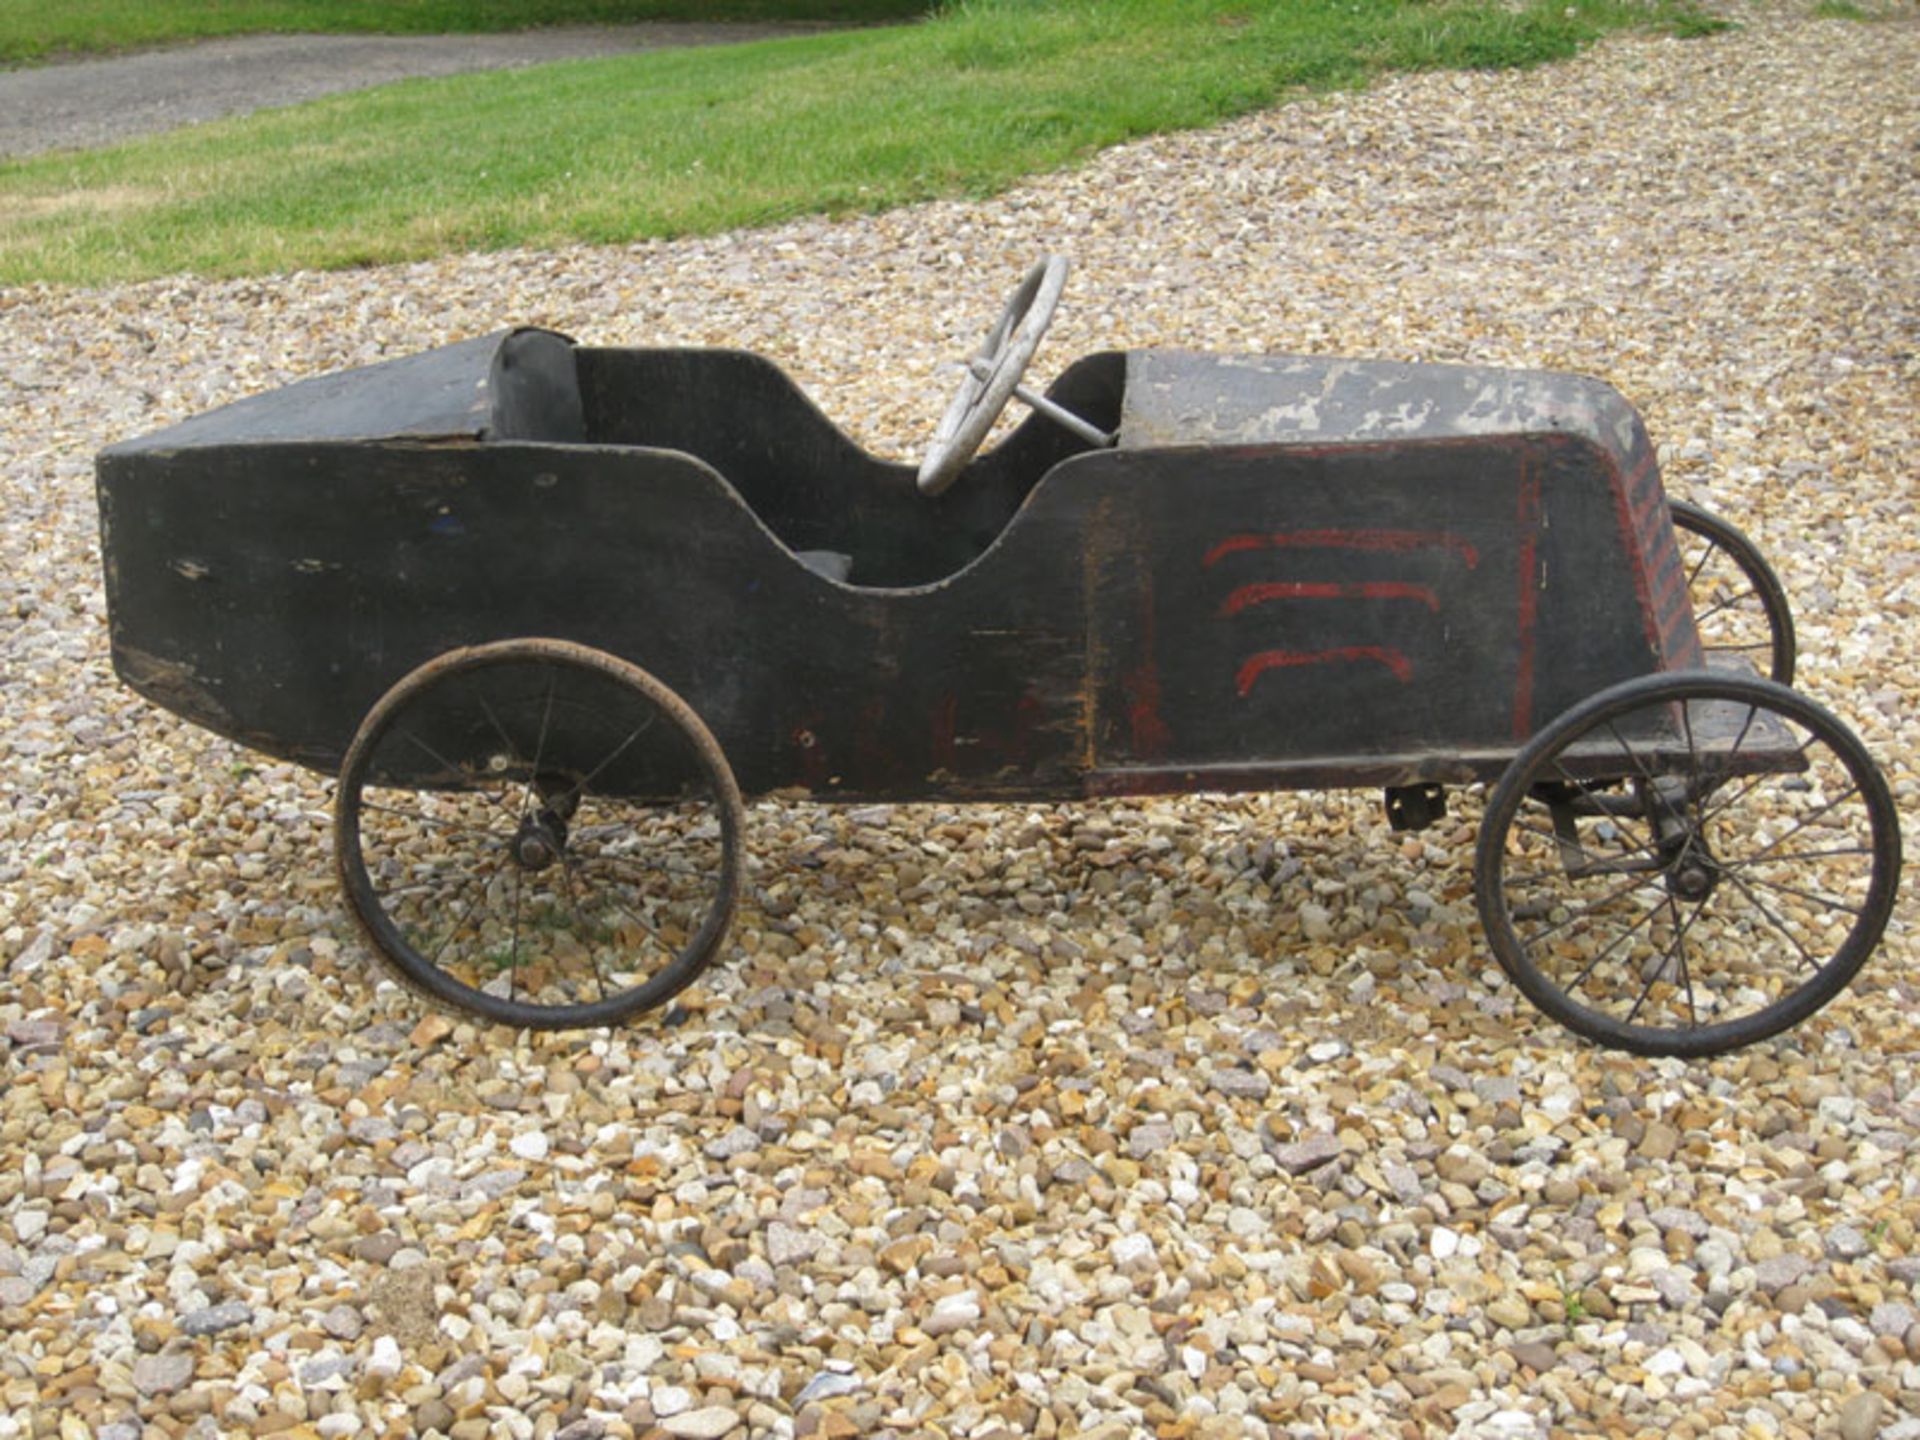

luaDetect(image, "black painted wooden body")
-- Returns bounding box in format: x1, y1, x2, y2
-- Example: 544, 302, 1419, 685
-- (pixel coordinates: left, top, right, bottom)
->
97, 329, 1701, 801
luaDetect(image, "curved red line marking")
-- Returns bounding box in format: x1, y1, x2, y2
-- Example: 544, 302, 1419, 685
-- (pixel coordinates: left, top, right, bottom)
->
1235, 647, 1414, 696
1220, 580, 1440, 617
1204, 535, 1270, 566
1204, 529, 1480, 570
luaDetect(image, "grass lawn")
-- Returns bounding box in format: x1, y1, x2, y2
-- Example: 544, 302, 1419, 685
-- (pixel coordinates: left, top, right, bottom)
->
0, 0, 1730, 287
0, 1, 929, 66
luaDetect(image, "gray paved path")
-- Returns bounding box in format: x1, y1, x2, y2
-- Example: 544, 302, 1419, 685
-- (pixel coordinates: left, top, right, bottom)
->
0, 23, 833, 159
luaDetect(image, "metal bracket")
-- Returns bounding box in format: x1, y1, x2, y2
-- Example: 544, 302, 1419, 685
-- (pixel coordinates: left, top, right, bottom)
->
1384, 783, 1448, 832
964, 357, 1115, 449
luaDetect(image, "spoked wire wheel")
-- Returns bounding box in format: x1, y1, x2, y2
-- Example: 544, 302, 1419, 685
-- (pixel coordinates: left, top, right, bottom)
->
1669, 500, 1796, 684
335, 639, 744, 1029
1476, 673, 1899, 1057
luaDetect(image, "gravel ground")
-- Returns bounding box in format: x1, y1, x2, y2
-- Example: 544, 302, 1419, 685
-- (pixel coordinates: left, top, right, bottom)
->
0, 24, 841, 160
4, 8, 1919, 1440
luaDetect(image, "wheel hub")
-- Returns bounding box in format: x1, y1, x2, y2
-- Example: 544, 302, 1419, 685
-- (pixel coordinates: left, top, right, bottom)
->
1663, 838, 1719, 902
511, 812, 567, 872
1647, 780, 1719, 903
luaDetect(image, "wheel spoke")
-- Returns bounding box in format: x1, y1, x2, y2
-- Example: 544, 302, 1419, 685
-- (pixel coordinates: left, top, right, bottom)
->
377, 876, 473, 901
1735, 872, 1865, 919
1602, 719, 1663, 790
547, 713, 660, 815
398, 727, 467, 777
558, 857, 609, 1005
522, 667, 559, 820
574, 847, 714, 885
1511, 805, 1662, 871
1506, 868, 1663, 946
582, 859, 672, 966
1692, 589, 1760, 627
1683, 537, 1721, 592
1691, 766, 1777, 831
1560, 892, 1670, 997
1712, 784, 1863, 868
507, 862, 523, 1003
1719, 844, 1874, 867
396, 730, 524, 823
1679, 697, 1701, 827
1721, 869, 1827, 977
1692, 739, 1830, 834
358, 797, 504, 842
474, 688, 524, 769
421, 870, 491, 972
1625, 892, 1705, 1026
1503, 859, 1663, 887
1675, 897, 1699, 1027
1544, 758, 1663, 861
1724, 702, 1760, 771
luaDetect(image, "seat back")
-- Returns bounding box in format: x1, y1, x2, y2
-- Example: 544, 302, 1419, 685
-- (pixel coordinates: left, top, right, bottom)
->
489, 328, 586, 443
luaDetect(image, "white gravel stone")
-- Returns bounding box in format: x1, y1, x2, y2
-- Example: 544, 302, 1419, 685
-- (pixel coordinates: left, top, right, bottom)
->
364, 1335, 404, 1381
650, 1384, 693, 1417
765, 1221, 820, 1267
794, 1371, 864, 1404
1871, 1303, 1916, 1339
1271, 1134, 1343, 1175
661, 1407, 741, 1439
1838, 1393, 1884, 1440
924, 1291, 982, 1337
1111, 1233, 1156, 1273
131, 1351, 193, 1397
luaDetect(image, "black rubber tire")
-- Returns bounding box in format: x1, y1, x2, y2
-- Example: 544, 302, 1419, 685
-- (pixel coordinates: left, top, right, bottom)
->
1476, 671, 1899, 1057
336, 639, 744, 1030
1669, 499, 1797, 685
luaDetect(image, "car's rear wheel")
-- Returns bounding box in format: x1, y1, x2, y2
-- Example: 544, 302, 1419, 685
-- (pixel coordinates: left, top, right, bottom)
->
1669, 500, 1796, 684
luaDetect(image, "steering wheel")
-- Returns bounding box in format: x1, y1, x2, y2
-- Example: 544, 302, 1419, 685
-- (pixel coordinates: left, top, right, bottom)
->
917, 255, 1071, 496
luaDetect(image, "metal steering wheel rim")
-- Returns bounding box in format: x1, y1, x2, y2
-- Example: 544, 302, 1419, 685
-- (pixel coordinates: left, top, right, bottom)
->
917, 255, 1070, 496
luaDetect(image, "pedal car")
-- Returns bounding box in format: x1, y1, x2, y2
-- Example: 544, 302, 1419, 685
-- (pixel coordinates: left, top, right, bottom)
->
95, 257, 1901, 1055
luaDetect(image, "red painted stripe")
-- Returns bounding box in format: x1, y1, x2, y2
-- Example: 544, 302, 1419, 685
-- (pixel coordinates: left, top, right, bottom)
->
930, 692, 958, 772
1609, 461, 1666, 668
1126, 568, 1171, 760
1204, 535, 1269, 565
1219, 580, 1441, 617
1631, 479, 1668, 535
1649, 548, 1686, 613
1664, 608, 1705, 667
1655, 586, 1693, 631
1623, 448, 1658, 511
1235, 646, 1413, 696
1653, 569, 1705, 666
1512, 460, 1541, 739
1204, 529, 1480, 570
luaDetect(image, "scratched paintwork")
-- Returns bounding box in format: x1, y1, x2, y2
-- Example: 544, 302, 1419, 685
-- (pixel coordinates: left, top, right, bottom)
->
1121, 351, 1649, 457
112, 645, 234, 735
98, 330, 1705, 803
